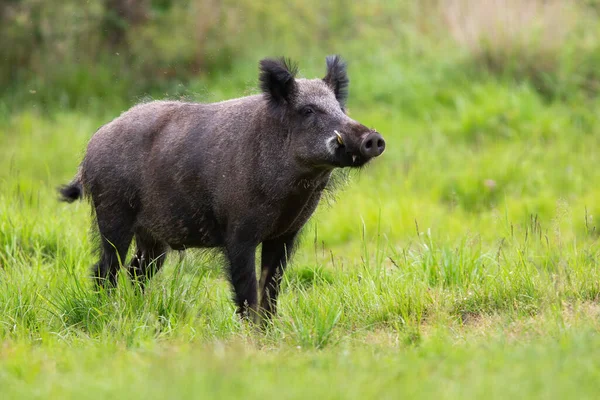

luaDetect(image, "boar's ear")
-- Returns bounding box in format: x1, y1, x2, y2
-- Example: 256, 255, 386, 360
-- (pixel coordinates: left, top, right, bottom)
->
323, 55, 349, 109
259, 57, 298, 116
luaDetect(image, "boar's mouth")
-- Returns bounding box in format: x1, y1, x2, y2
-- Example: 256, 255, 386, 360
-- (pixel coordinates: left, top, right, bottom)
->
337, 147, 369, 168
324, 129, 385, 168
329, 133, 370, 168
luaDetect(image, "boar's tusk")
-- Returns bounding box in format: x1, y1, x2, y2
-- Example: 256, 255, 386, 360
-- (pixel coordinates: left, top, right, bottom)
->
335, 130, 344, 145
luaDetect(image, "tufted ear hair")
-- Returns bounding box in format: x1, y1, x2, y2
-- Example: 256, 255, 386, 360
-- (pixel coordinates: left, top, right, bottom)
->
323, 55, 349, 109
259, 57, 298, 118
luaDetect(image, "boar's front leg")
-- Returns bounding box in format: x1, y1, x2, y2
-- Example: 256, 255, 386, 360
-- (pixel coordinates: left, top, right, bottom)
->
225, 235, 259, 320
259, 232, 298, 319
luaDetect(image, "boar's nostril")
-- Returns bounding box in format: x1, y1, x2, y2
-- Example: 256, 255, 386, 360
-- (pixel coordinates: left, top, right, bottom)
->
360, 132, 385, 158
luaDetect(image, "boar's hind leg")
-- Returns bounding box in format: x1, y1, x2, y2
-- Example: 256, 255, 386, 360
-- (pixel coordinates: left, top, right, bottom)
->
225, 238, 259, 320
259, 232, 298, 319
92, 206, 135, 288
128, 229, 167, 289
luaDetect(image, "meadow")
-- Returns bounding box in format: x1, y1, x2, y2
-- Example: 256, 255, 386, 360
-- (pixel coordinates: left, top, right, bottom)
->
2, 1, 600, 398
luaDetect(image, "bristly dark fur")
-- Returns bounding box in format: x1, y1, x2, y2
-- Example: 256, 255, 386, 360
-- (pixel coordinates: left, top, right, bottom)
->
259, 57, 299, 119
323, 55, 349, 108
321, 168, 350, 207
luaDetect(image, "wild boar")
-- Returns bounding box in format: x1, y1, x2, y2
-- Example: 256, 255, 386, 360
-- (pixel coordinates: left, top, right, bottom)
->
60, 55, 385, 321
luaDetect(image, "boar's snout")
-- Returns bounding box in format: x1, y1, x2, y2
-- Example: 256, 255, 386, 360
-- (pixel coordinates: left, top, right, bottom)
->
360, 131, 385, 158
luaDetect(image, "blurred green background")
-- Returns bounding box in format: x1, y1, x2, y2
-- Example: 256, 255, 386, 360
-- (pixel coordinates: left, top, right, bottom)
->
4, 0, 600, 110
3, 1, 600, 398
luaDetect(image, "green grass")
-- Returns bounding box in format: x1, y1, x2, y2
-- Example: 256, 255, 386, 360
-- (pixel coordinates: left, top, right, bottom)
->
3, 61, 600, 398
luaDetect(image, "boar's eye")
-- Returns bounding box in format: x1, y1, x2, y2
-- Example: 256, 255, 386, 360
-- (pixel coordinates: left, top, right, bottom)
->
301, 106, 315, 116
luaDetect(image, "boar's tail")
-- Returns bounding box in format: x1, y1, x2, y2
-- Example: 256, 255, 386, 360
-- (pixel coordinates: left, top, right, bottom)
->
59, 171, 83, 203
